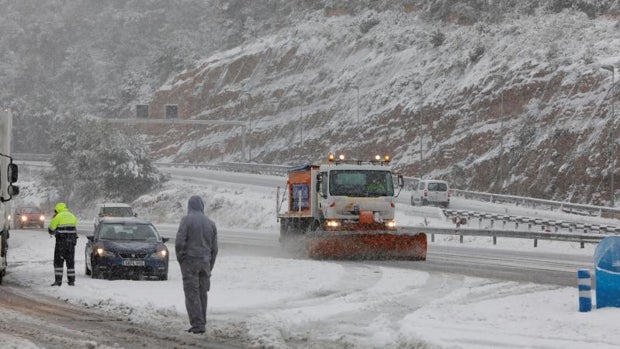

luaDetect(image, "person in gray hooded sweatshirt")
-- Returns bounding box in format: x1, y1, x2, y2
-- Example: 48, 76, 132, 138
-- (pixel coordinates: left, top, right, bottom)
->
176, 195, 218, 334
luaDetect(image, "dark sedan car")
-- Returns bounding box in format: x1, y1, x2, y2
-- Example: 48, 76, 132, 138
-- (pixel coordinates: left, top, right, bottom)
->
85, 217, 169, 280
13, 206, 46, 229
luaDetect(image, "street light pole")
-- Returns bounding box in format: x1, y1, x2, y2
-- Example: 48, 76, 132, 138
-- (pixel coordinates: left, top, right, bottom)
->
346, 85, 360, 158
602, 65, 616, 207
241, 92, 252, 162
419, 111, 423, 163
354, 85, 360, 127
296, 90, 303, 147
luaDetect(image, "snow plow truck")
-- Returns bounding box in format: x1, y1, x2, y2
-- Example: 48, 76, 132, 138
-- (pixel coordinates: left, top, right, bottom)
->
277, 154, 427, 260
0, 110, 20, 284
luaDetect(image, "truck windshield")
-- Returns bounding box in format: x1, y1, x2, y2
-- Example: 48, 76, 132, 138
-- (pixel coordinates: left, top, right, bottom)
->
329, 170, 394, 197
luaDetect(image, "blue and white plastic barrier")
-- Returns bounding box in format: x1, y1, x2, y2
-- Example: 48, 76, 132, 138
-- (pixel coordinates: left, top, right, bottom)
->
594, 236, 620, 308
577, 269, 592, 312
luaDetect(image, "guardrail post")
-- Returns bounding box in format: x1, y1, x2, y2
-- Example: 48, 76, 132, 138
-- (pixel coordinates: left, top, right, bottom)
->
578, 269, 592, 312
460, 234, 463, 243
493, 236, 497, 245
431, 233, 435, 242
533, 238, 538, 248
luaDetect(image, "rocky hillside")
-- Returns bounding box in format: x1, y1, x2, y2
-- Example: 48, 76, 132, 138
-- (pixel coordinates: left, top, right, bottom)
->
144, 1, 620, 206
3, 0, 619, 205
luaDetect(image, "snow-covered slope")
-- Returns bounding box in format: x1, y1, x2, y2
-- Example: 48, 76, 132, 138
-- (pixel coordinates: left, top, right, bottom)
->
147, 2, 620, 206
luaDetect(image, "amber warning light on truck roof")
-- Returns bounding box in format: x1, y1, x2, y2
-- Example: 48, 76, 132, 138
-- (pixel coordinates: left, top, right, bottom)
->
375, 155, 390, 163
328, 153, 346, 162
328, 153, 391, 164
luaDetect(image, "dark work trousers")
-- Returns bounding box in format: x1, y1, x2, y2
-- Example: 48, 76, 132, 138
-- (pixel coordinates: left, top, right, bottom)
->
54, 233, 77, 284
180, 258, 211, 331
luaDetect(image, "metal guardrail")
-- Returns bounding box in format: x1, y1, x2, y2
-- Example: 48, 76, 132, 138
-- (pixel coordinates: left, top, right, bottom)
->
399, 226, 605, 248
153, 161, 290, 177
453, 189, 620, 219
442, 209, 620, 234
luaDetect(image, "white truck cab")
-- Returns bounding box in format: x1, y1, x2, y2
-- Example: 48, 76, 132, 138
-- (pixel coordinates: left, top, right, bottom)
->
0, 110, 20, 284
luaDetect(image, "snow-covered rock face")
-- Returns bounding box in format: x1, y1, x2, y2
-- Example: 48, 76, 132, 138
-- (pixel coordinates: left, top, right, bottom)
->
146, 2, 620, 206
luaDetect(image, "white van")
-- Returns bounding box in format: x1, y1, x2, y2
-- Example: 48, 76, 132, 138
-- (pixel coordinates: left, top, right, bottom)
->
93, 203, 136, 228
410, 179, 450, 208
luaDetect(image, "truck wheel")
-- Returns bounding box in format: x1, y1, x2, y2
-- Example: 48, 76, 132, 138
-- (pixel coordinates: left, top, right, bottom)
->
279, 219, 289, 242
308, 220, 321, 232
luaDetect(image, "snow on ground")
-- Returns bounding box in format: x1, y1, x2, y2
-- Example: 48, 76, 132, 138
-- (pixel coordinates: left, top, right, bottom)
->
4, 173, 620, 349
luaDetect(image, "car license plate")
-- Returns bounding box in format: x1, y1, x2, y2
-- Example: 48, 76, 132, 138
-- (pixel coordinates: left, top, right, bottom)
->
122, 259, 145, 267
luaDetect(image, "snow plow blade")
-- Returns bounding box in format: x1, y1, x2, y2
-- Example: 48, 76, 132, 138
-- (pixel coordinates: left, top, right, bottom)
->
306, 231, 427, 260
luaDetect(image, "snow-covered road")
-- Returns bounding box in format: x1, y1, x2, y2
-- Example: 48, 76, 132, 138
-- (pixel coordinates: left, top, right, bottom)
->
3, 170, 620, 348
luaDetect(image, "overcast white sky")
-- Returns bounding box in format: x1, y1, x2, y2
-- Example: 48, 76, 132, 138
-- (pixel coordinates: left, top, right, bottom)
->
2, 171, 620, 349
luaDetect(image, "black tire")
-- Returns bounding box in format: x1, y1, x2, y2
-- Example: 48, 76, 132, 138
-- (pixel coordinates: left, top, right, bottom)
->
85, 253, 91, 276
159, 273, 168, 281
91, 258, 102, 279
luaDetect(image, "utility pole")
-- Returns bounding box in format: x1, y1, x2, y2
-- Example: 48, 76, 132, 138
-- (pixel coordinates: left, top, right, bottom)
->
602, 65, 616, 207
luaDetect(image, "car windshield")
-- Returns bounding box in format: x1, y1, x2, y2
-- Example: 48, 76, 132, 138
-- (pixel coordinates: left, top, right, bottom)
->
101, 206, 133, 217
98, 223, 161, 242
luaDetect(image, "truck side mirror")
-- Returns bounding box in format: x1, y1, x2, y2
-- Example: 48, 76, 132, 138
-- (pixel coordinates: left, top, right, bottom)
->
316, 173, 322, 193
7, 163, 17, 183
398, 175, 404, 188
7, 185, 19, 197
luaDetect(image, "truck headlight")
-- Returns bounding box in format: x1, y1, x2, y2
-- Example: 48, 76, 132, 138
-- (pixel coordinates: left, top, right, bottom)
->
385, 220, 397, 229
21, 216, 27, 222
326, 220, 341, 228
39, 215, 45, 221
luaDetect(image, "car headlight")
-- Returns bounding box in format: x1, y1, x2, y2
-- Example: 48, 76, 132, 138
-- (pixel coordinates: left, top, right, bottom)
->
21, 216, 27, 222
96, 248, 116, 258
150, 249, 168, 259
39, 215, 45, 221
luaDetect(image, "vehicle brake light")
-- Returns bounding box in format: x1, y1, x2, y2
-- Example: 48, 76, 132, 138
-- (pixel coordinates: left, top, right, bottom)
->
329, 202, 336, 207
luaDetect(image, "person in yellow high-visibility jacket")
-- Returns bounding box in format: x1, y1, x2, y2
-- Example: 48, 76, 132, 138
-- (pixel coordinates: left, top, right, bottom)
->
48, 202, 78, 286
